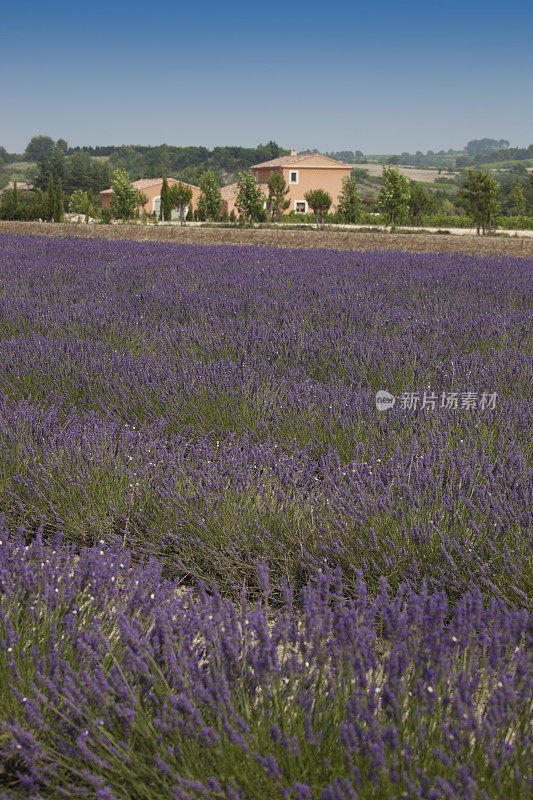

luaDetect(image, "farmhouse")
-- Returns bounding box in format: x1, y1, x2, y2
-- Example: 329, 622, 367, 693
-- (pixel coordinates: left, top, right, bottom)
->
0, 180, 34, 198
100, 178, 201, 218
251, 149, 351, 214
220, 183, 239, 217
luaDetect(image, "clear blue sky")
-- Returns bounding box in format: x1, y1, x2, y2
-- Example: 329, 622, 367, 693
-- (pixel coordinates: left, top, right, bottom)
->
2, 0, 532, 154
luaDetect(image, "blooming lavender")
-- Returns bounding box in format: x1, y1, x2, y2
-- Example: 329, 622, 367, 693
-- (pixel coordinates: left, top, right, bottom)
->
0, 234, 530, 601
0, 233, 531, 797
0, 529, 531, 799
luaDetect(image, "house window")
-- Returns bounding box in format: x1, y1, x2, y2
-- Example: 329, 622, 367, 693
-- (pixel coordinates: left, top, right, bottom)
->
153, 196, 161, 213
289, 171, 298, 184
295, 201, 307, 213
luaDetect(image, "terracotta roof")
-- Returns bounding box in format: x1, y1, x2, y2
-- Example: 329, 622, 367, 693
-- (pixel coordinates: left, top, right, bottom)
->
251, 153, 351, 169
0, 180, 34, 197
221, 182, 268, 200
100, 177, 199, 196
132, 178, 164, 190
100, 179, 166, 195
220, 183, 238, 199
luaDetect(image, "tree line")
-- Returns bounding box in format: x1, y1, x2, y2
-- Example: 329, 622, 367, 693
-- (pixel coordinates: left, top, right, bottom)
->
12, 136, 289, 187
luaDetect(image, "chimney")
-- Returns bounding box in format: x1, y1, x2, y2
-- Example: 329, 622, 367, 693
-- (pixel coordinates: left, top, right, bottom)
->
290, 148, 297, 156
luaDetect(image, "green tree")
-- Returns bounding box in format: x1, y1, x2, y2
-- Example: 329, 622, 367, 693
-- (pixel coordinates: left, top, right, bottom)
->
169, 182, 193, 225
46, 174, 54, 221
0, 188, 45, 221
441, 198, 455, 216
109, 169, 146, 220
304, 188, 332, 227
197, 170, 222, 221
24, 135, 56, 162
460, 169, 500, 235
55, 138, 69, 153
69, 189, 98, 218
53, 179, 64, 222
336, 176, 362, 223
159, 176, 172, 221
378, 166, 410, 225
511, 182, 526, 216
408, 182, 433, 225
236, 170, 265, 223
267, 171, 290, 220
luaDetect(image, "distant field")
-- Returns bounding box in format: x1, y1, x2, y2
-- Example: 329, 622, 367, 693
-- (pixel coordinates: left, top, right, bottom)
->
350, 163, 458, 182
479, 159, 533, 171
0, 160, 35, 184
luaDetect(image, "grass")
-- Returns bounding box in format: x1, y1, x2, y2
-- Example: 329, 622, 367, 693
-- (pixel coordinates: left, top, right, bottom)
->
0, 160, 35, 185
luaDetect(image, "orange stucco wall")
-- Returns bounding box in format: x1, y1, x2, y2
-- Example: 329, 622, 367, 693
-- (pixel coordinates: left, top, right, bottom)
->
222, 197, 238, 217
252, 165, 351, 214
101, 179, 201, 216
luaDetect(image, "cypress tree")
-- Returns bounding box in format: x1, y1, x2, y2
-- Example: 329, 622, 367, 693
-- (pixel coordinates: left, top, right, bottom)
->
46, 174, 54, 221
53, 179, 64, 223
160, 176, 171, 221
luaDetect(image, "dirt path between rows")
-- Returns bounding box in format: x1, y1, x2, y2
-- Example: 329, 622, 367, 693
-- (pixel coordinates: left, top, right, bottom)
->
1, 220, 532, 256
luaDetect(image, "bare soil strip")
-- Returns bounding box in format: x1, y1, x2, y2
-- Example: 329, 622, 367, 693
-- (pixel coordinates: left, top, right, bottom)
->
1, 220, 532, 256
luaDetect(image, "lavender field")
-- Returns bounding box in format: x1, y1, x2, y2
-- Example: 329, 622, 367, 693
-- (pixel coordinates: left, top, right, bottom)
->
0, 233, 531, 799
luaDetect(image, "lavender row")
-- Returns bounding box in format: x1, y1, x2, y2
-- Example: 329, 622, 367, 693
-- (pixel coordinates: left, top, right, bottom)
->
0, 234, 531, 601
0, 529, 531, 800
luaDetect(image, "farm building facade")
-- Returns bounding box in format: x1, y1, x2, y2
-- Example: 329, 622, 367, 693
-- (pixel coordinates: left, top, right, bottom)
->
252, 151, 352, 215
100, 178, 201, 218
101, 152, 351, 218
220, 151, 352, 216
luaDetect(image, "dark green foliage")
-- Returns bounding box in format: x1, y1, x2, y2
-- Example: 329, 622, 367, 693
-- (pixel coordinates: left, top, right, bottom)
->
110, 169, 147, 220
325, 149, 364, 162
378, 166, 410, 225
46, 174, 54, 221
101, 207, 112, 223
465, 138, 510, 156
34, 148, 112, 195
408, 182, 434, 225
169, 182, 193, 224
0, 188, 46, 220
24, 135, 56, 162
336, 176, 362, 223
53, 179, 64, 223
160, 177, 171, 221
351, 167, 370, 181
267, 171, 290, 220
460, 169, 500, 235
304, 188, 332, 227
236, 170, 266, 223
510, 182, 526, 215
36, 148, 66, 191
69, 189, 98, 218
197, 170, 222, 221
97, 141, 288, 185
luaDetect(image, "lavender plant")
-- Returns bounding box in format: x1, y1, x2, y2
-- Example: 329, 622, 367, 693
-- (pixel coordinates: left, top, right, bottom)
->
0, 233, 531, 796
0, 529, 531, 799
0, 234, 530, 601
